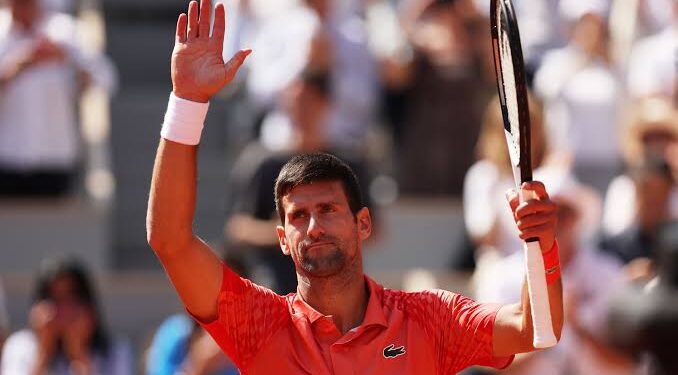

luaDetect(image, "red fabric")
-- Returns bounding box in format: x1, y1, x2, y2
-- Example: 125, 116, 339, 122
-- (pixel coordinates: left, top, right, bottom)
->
192, 264, 514, 374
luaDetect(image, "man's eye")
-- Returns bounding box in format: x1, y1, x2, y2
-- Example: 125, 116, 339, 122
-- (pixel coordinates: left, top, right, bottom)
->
292, 211, 306, 220
321, 205, 335, 213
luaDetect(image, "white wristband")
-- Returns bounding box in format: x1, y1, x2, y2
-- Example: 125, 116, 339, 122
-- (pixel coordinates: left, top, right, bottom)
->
160, 93, 209, 145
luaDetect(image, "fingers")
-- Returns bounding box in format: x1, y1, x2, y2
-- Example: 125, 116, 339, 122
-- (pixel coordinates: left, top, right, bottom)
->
222, 49, 252, 83
515, 198, 557, 220
187, 1, 199, 40
521, 181, 549, 200
517, 223, 553, 242
212, 2, 226, 52
516, 213, 553, 232
176, 13, 188, 43
506, 188, 519, 213
199, 0, 212, 39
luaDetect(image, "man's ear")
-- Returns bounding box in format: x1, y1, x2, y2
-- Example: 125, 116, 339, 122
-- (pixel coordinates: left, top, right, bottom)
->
276, 225, 290, 256
356, 207, 372, 241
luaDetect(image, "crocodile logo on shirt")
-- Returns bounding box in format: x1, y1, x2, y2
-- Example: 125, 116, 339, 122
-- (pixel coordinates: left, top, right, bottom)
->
383, 344, 406, 358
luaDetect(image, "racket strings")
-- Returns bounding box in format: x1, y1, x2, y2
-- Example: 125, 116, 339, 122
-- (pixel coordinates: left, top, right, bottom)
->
498, 14, 521, 163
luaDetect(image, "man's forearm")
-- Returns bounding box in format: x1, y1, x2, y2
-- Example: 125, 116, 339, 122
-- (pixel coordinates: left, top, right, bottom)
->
519, 276, 564, 351
146, 139, 199, 254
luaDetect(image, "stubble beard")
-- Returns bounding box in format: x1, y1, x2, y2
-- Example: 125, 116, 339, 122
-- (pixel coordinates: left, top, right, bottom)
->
299, 232, 359, 278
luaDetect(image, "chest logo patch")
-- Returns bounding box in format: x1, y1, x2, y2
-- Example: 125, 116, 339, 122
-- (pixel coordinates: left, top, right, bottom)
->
383, 344, 406, 359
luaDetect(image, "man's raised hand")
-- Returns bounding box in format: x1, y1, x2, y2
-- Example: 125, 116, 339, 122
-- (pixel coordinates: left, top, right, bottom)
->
172, 0, 251, 103
506, 181, 558, 252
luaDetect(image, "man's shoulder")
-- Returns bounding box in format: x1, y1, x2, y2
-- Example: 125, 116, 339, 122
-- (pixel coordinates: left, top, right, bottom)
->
381, 287, 463, 313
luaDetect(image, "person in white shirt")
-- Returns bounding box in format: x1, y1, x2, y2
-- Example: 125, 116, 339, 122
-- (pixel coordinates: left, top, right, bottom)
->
463, 94, 555, 257
0, 0, 115, 197
534, 4, 624, 194
250, 0, 377, 152
627, 0, 677, 100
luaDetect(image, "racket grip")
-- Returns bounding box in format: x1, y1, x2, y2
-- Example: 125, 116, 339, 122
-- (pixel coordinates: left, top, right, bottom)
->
524, 240, 558, 348
519, 187, 557, 348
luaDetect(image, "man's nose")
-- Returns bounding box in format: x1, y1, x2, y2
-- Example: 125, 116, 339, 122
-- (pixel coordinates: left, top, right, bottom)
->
307, 214, 325, 239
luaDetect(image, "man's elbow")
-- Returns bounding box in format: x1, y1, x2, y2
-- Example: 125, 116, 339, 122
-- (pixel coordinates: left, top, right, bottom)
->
146, 216, 191, 256
146, 221, 167, 253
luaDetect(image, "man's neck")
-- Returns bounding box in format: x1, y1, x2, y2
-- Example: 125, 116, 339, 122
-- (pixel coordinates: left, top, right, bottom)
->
298, 267, 369, 334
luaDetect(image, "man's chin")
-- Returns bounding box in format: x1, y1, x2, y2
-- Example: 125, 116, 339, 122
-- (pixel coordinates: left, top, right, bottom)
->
301, 253, 346, 278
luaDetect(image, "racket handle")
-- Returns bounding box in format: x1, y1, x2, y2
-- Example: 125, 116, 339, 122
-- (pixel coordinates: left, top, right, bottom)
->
524, 240, 558, 348
520, 188, 558, 348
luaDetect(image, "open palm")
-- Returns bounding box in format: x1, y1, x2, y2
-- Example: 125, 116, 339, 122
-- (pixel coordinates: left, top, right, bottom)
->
171, 0, 250, 103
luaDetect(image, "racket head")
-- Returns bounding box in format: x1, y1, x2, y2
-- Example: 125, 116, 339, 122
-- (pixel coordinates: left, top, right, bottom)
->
490, 0, 533, 185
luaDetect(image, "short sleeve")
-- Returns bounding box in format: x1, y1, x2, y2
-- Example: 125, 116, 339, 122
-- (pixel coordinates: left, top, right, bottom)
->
407, 291, 514, 373
191, 264, 289, 371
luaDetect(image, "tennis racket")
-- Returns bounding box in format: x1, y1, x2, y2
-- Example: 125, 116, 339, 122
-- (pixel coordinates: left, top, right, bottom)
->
490, 0, 557, 349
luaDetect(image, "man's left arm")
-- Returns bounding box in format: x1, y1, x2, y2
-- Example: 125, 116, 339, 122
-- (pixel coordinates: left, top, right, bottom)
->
492, 181, 564, 357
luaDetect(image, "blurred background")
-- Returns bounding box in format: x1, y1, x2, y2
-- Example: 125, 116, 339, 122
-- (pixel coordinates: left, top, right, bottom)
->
0, 0, 676, 373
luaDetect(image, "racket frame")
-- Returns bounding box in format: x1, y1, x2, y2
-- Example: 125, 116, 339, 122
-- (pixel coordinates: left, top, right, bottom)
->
490, 0, 558, 349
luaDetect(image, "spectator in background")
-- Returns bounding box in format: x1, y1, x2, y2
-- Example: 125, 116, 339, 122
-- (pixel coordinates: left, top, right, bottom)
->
534, 1, 624, 194
607, 221, 678, 375
472, 0, 567, 84
600, 157, 675, 278
388, 0, 492, 196
626, 0, 677, 100
225, 67, 374, 294
0, 257, 132, 374
602, 97, 678, 236
474, 176, 633, 375
249, 0, 378, 153
463, 94, 553, 257
146, 255, 247, 375
0, 0, 116, 197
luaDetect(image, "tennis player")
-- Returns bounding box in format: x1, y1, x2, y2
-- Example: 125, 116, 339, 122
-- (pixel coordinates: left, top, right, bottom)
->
146, 1, 563, 373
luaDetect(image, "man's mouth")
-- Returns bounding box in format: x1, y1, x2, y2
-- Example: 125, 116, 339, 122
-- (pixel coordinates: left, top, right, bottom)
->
305, 241, 334, 251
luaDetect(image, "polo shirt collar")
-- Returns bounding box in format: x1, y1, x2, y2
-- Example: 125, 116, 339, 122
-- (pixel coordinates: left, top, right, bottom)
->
292, 275, 388, 328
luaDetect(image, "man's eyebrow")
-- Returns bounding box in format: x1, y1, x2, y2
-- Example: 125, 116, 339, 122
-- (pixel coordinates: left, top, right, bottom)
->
316, 200, 341, 207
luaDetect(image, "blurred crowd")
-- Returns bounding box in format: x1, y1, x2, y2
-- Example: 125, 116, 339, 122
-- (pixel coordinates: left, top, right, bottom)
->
0, 0, 677, 374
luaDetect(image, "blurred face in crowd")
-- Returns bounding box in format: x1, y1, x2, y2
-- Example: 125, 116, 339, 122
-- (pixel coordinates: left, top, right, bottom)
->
46, 274, 96, 332
554, 199, 579, 267
9, 0, 40, 30
641, 127, 676, 160
283, 78, 330, 149
634, 169, 673, 231
305, 0, 331, 20
571, 13, 609, 58
277, 181, 370, 278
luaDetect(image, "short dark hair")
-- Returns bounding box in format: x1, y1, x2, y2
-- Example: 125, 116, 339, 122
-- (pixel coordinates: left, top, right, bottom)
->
275, 153, 363, 224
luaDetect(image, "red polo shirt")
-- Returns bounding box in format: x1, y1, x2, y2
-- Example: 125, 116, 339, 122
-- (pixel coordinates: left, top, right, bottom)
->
195, 264, 514, 374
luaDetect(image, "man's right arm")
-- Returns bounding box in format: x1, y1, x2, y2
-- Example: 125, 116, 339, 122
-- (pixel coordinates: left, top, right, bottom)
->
146, 0, 250, 322
147, 138, 223, 322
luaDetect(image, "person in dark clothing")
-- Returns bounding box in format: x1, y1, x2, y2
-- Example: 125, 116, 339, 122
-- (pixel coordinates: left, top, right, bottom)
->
607, 221, 678, 375
600, 157, 675, 266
